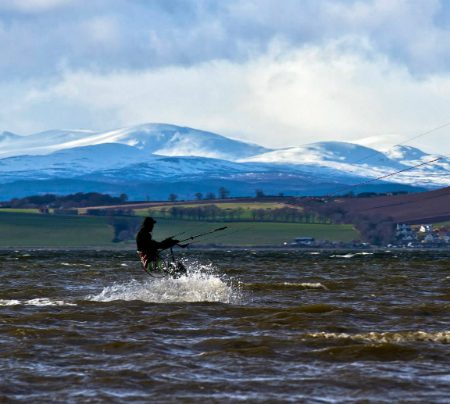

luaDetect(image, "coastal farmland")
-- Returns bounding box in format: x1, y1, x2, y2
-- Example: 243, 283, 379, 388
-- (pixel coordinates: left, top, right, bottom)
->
0, 212, 113, 247
0, 207, 359, 247
151, 219, 358, 246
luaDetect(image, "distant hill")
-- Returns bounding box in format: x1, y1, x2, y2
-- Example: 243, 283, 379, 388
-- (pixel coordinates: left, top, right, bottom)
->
336, 186, 450, 224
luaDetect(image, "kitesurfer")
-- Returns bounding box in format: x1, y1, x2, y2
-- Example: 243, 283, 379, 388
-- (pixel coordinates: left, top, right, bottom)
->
136, 216, 179, 272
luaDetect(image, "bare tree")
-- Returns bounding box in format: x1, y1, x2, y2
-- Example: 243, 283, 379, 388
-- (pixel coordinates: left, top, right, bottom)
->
218, 187, 230, 199
255, 189, 265, 198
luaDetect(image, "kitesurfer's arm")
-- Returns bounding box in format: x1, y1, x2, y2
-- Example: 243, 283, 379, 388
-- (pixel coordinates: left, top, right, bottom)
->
157, 237, 180, 250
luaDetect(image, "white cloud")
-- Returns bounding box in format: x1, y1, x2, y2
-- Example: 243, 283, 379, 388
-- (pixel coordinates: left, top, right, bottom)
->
2, 40, 450, 155
2, 0, 450, 80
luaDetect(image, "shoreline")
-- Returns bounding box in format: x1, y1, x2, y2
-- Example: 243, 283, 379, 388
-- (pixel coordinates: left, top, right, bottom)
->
1, 245, 449, 252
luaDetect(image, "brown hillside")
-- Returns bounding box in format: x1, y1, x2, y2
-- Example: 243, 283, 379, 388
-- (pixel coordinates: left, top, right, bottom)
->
335, 187, 450, 224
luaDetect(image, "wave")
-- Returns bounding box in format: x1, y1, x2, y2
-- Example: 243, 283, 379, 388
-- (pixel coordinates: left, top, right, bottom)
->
0, 298, 76, 306
245, 282, 328, 291
283, 282, 328, 290
305, 331, 450, 344
330, 252, 374, 258
88, 263, 240, 304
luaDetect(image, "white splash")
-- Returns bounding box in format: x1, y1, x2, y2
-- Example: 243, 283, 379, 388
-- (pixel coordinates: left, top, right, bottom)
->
89, 263, 240, 304
0, 298, 76, 306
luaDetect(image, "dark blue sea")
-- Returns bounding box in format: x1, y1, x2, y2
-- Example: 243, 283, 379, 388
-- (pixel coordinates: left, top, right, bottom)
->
0, 250, 449, 402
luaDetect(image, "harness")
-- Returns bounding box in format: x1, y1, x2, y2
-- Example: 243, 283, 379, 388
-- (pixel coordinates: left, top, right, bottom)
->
138, 247, 186, 278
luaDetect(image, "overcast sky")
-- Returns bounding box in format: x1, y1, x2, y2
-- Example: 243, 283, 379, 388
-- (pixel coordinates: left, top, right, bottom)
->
1, 0, 450, 153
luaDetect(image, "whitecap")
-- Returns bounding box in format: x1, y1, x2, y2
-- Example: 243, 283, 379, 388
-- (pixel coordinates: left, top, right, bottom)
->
305, 331, 450, 344
330, 253, 355, 258
60, 262, 91, 268
0, 299, 21, 306
283, 282, 328, 290
330, 252, 373, 258
0, 298, 76, 306
25, 298, 77, 306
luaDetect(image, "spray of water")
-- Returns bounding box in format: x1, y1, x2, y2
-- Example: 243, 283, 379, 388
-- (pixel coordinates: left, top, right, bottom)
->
89, 259, 241, 304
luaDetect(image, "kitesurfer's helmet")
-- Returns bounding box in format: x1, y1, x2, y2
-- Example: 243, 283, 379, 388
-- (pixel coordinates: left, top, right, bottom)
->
142, 216, 156, 228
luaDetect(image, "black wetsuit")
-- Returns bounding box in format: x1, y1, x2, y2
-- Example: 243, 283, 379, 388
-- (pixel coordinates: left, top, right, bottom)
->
136, 228, 175, 261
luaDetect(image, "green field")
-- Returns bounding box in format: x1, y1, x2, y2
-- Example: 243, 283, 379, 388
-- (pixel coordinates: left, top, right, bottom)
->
135, 202, 289, 212
135, 201, 307, 221
0, 211, 359, 247
0, 212, 113, 247
434, 221, 450, 227
135, 201, 295, 216
152, 219, 358, 246
0, 208, 40, 214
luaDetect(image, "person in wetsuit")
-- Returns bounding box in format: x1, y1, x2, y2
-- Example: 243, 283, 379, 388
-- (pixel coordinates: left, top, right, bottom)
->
136, 216, 179, 272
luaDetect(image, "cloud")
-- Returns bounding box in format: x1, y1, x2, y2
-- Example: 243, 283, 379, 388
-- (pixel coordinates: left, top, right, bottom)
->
1, 0, 450, 155
1, 0, 450, 80
3, 40, 450, 154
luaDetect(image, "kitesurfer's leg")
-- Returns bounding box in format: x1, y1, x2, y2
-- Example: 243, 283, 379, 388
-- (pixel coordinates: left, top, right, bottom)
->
138, 252, 149, 272
150, 258, 165, 273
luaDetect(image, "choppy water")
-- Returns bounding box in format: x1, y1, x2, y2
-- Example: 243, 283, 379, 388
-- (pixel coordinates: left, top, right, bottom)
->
0, 249, 449, 403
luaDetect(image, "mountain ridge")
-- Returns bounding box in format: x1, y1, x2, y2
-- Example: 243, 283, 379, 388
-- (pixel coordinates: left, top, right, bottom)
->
0, 123, 448, 200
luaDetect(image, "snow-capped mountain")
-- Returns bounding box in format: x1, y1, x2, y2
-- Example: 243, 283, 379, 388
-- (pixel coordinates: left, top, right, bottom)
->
1, 124, 270, 161
0, 131, 21, 142
0, 142, 362, 185
240, 141, 403, 169
0, 144, 149, 182
0, 129, 96, 158
0, 123, 448, 200
241, 141, 450, 188
384, 145, 429, 162
383, 145, 450, 188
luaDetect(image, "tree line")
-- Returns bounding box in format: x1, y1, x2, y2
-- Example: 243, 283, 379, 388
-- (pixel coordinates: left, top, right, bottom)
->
298, 199, 395, 245
152, 205, 329, 224
167, 187, 283, 202
1, 192, 129, 208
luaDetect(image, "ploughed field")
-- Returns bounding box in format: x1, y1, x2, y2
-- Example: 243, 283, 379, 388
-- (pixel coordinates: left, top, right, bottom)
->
0, 250, 449, 402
